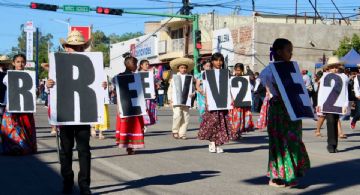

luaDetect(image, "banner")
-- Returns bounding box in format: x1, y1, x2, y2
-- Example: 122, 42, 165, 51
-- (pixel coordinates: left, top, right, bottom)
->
49, 52, 105, 125
230, 75, 252, 107
318, 72, 349, 114
6, 70, 36, 113
171, 74, 193, 107
115, 73, 146, 117
204, 69, 232, 111
139, 71, 156, 99
270, 61, 314, 120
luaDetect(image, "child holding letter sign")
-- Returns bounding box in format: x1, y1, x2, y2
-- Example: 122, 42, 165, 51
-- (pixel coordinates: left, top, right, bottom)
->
168, 57, 194, 140
260, 39, 310, 187
114, 53, 145, 155
0, 54, 37, 155
198, 53, 231, 153
229, 63, 254, 139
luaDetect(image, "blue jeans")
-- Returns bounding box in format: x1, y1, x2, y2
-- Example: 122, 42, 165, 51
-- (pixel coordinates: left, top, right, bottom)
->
158, 95, 164, 106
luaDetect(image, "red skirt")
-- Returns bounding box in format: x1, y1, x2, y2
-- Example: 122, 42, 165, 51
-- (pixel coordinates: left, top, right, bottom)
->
115, 115, 144, 149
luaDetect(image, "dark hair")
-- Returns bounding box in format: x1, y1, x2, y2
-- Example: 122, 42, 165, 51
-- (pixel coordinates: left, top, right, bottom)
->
271, 38, 292, 61
211, 52, 225, 68
138, 59, 149, 71
254, 72, 259, 76
234, 63, 244, 72
123, 52, 138, 68
200, 59, 212, 71
13, 53, 26, 62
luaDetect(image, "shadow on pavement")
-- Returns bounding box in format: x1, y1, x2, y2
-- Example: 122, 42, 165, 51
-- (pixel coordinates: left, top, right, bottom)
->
225, 145, 268, 153
0, 154, 62, 194
242, 159, 360, 194
92, 170, 220, 194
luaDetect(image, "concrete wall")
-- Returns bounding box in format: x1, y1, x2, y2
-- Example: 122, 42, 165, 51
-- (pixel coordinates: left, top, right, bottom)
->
254, 23, 360, 73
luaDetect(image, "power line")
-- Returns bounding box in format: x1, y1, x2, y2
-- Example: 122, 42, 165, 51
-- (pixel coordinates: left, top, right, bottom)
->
330, 0, 350, 25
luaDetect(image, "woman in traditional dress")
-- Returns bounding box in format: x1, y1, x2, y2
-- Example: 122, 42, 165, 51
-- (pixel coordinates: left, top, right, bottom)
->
260, 38, 310, 187
0, 54, 37, 155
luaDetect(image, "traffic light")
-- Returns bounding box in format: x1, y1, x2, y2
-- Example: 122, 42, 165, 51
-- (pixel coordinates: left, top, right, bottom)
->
30, 2, 58, 11
195, 30, 202, 49
96, 7, 123, 15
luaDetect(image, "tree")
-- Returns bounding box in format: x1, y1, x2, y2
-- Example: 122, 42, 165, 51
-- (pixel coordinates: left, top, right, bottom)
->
334, 34, 360, 57
10, 26, 53, 80
91, 31, 144, 67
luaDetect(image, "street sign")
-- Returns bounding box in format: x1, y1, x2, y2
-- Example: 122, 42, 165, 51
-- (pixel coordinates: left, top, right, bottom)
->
63, 5, 90, 12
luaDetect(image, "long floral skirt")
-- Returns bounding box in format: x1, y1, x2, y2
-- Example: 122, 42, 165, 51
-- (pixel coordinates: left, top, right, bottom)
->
143, 99, 157, 126
229, 106, 254, 139
0, 112, 37, 155
198, 110, 231, 146
267, 97, 310, 183
256, 96, 270, 130
115, 115, 144, 149
94, 104, 110, 131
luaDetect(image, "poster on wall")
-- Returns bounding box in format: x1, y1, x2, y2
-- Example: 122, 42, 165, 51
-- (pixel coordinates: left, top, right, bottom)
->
212, 28, 235, 68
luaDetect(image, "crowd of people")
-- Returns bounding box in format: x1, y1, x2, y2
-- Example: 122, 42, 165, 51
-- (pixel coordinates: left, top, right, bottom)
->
0, 30, 359, 194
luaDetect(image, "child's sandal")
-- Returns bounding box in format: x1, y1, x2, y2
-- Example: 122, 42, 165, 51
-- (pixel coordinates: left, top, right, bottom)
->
172, 133, 179, 139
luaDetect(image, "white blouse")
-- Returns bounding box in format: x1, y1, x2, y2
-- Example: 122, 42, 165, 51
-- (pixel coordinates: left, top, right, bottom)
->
259, 65, 279, 97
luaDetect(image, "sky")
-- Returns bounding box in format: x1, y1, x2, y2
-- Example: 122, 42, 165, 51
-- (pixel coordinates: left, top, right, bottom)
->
0, 0, 358, 55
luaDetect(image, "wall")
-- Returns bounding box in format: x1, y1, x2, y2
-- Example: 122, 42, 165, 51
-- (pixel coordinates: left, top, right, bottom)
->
254, 23, 360, 72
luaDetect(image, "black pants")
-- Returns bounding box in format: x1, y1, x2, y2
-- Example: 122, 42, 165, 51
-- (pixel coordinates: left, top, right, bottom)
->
351, 99, 360, 124
59, 125, 91, 190
326, 114, 339, 149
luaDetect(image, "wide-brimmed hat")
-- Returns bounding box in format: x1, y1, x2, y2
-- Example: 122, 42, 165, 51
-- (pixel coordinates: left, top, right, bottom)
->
0, 55, 12, 67
60, 30, 91, 49
323, 56, 345, 70
169, 57, 194, 73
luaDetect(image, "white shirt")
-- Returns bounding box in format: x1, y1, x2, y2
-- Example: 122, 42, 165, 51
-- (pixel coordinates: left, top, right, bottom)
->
259, 65, 279, 97
254, 77, 261, 91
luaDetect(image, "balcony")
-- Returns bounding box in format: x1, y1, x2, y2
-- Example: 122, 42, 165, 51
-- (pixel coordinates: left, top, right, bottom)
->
171, 38, 184, 52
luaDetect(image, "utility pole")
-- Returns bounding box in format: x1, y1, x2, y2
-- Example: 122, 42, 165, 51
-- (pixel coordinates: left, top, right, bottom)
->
295, 0, 298, 23
182, 0, 190, 57
314, 0, 317, 24
251, 0, 256, 69
35, 27, 39, 88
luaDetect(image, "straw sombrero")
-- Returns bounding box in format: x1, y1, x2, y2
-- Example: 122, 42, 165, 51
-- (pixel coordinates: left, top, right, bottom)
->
60, 30, 92, 49
169, 57, 194, 73
0, 55, 12, 67
323, 56, 345, 70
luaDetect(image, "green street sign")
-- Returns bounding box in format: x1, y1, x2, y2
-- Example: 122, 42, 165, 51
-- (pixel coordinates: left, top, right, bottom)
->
63, 5, 90, 12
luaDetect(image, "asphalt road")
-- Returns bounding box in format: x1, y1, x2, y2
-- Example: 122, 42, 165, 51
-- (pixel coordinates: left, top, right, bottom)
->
1, 104, 360, 195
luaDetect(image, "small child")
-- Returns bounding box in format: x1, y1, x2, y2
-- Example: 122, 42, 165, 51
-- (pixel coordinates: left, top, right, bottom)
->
260, 38, 310, 187
229, 63, 254, 139
198, 53, 231, 153
168, 57, 194, 140
114, 53, 144, 155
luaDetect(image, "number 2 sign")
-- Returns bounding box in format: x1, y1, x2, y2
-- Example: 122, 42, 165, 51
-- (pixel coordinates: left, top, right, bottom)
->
317, 73, 349, 114
230, 75, 252, 107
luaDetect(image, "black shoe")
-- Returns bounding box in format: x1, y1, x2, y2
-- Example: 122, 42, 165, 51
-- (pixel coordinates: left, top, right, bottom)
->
80, 188, 92, 195
327, 145, 338, 153
62, 184, 73, 194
